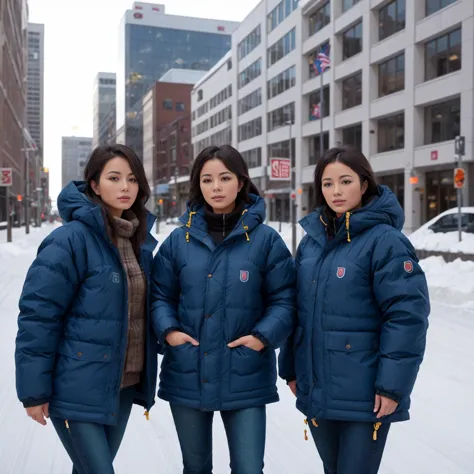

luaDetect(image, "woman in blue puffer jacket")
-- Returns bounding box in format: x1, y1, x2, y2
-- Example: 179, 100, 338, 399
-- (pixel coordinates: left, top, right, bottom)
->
279, 147, 430, 474
15, 145, 158, 474
151, 145, 296, 474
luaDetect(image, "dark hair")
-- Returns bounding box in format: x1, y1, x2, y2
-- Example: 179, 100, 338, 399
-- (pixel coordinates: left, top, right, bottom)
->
313, 146, 378, 219
83, 144, 150, 256
188, 145, 260, 209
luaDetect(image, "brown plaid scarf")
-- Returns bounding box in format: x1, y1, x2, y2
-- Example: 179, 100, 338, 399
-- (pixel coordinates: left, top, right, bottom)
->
111, 212, 146, 388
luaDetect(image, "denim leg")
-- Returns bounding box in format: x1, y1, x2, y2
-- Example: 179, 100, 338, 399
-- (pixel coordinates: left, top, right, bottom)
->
221, 406, 266, 474
51, 386, 136, 474
308, 419, 340, 474
337, 421, 391, 474
170, 404, 214, 474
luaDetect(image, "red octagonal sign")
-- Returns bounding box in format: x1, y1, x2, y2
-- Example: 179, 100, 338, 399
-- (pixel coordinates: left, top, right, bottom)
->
1, 168, 13, 186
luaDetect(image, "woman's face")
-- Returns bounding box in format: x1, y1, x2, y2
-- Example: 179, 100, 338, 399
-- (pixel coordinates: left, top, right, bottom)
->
321, 161, 368, 215
200, 159, 243, 214
91, 157, 139, 218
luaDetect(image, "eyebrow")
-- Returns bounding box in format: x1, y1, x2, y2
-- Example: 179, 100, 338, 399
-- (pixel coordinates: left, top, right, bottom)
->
107, 171, 135, 176
322, 174, 353, 181
201, 171, 232, 178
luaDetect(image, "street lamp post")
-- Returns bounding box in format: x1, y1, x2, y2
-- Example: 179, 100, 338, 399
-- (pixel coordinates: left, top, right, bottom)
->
285, 120, 296, 256
21, 147, 36, 234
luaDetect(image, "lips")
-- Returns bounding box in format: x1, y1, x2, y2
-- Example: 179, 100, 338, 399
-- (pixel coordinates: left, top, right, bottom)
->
333, 200, 346, 205
118, 196, 131, 201
212, 196, 225, 201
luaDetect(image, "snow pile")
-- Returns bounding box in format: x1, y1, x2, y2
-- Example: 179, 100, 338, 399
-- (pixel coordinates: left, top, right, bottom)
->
420, 256, 474, 310
409, 229, 474, 254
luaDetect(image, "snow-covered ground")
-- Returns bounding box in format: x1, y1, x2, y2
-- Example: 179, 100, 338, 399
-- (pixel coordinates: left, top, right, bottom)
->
1, 223, 473, 473
409, 228, 474, 255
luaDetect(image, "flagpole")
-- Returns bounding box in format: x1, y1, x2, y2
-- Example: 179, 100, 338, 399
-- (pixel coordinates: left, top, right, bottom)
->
319, 70, 324, 159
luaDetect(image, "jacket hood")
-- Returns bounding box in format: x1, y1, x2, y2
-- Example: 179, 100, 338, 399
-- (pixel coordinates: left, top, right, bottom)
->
58, 181, 157, 249
179, 194, 265, 242
300, 185, 404, 243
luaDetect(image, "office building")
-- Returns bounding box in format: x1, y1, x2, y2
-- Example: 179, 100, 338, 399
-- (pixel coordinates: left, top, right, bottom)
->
117, 1, 239, 159
192, 0, 474, 231
93, 72, 116, 148
61, 137, 93, 188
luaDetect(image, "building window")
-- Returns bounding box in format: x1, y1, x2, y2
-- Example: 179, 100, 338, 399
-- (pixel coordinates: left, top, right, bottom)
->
268, 28, 296, 67
238, 25, 261, 61
308, 42, 331, 79
308, 86, 330, 120
342, 21, 362, 60
424, 97, 460, 145
268, 139, 296, 166
342, 72, 362, 109
309, 2, 330, 36
241, 148, 262, 168
342, 123, 362, 150
238, 117, 262, 141
267, 66, 296, 100
238, 59, 262, 89
238, 88, 262, 116
309, 132, 330, 164
227, 59, 232, 70
342, 0, 361, 13
425, 0, 457, 17
268, 103, 295, 132
176, 102, 185, 111
268, 0, 299, 33
379, 0, 406, 41
425, 29, 461, 81
377, 113, 404, 153
198, 90, 203, 101
379, 53, 405, 97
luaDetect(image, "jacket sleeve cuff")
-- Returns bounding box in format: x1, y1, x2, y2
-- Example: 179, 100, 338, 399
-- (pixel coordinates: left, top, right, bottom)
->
376, 389, 400, 403
22, 398, 50, 408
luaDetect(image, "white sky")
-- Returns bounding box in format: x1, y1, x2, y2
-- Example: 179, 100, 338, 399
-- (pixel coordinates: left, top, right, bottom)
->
28, 0, 259, 199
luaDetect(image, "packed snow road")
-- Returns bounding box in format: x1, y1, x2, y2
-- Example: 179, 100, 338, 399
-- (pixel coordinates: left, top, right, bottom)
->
0, 224, 472, 473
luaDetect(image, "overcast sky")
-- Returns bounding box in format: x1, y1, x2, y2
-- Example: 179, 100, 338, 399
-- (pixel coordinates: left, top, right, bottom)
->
28, 0, 259, 199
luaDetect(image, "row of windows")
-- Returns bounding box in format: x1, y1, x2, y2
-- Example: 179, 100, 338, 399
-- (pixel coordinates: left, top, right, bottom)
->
194, 127, 231, 155
308, 87, 330, 120
426, 0, 457, 17
196, 119, 209, 135
241, 147, 262, 168
209, 105, 232, 129
342, 0, 361, 13
343, 21, 362, 60
267, 0, 299, 33
238, 25, 261, 61
267, 65, 296, 100
268, 139, 296, 166
99, 78, 116, 85
210, 85, 232, 110
162, 99, 185, 112
268, 102, 295, 132
379, 0, 405, 41
238, 58, 262, 89
238, 88, 262, 116
238, 117, 262, 141
268, 28, 296, 67
309, 1, 330, 37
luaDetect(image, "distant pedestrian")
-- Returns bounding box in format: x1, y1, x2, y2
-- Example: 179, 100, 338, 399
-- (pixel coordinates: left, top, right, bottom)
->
279, 146, 430, 474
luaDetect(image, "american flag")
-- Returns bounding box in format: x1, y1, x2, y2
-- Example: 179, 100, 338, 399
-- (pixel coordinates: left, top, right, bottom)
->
310, 103, 321, 119
314, 44, 331, 74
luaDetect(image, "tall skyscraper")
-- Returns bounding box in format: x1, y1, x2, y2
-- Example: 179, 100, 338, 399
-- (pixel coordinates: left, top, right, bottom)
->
26, 23, 44, 159
61, 137, 93, 188
116, 2, 239, 158
93, 72, 116, 148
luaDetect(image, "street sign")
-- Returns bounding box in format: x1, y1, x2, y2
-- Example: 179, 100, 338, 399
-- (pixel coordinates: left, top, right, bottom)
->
454, 167, 465, 189
455, 136, 465, 156
270, 158, 291, 181
0, 168, 13, 186
430, 150, 438, 161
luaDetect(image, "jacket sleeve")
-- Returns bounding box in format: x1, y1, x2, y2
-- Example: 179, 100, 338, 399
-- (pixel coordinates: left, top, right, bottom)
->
151, 234, 181, 345
15, 226, 84, 408
252, 231, 296, 349
372, 230, 430, 401
278, 237, 306, 380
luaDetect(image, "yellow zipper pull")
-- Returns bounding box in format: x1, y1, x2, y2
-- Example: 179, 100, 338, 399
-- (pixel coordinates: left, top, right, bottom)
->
311, 418, 318, 427
303, 418, 308, 441
373, 422, 382, 441
65, 420, 70, 432
144, 410, 150, 421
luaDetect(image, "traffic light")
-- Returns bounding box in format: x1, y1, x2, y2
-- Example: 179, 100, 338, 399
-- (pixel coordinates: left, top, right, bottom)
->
454, 168, 465, 189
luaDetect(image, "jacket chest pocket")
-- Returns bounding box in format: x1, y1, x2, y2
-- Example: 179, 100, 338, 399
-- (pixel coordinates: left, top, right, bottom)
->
326, 331, 379, 402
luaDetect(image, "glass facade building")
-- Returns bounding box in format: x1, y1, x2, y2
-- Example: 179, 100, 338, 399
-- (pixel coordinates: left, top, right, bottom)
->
117, 5, 235, 158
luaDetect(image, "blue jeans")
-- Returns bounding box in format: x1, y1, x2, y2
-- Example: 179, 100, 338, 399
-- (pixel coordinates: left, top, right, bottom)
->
51, 386, 136, 474
309, 419, 391, 474
170, 404, 266, 474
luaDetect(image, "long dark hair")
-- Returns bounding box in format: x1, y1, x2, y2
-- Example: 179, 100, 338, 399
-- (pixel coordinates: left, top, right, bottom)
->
313, 146, 378, 222
83, 144, 150, 256
188, 145, 260, 209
